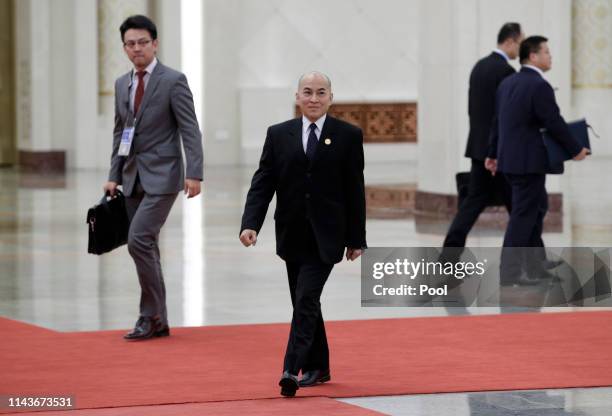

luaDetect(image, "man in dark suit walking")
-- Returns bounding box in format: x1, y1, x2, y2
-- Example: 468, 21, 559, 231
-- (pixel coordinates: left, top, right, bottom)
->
443, 23, 523, 247
240, 71, 366, 397
486, 36, 588, 284
103, 15, 203, 340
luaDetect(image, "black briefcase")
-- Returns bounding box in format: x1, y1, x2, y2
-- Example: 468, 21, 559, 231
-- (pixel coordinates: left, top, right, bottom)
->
86, 190, 129, 255
455, 172, 505, 208
542, 118, 592, 165
542, 118, 592, 174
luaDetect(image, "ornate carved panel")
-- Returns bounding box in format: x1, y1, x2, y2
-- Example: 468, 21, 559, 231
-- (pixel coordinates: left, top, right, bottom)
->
296, 102, 417, 143
572, 0, 612, 88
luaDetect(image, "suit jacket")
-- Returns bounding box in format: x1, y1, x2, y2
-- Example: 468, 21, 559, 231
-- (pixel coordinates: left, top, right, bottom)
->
464, 52, 515, 161
108, 61, 203, 196
488, 67, 582, 174
240, 116, 367, 264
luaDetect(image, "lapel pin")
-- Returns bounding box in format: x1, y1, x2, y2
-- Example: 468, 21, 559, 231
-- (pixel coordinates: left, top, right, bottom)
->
324, 138, 332, 145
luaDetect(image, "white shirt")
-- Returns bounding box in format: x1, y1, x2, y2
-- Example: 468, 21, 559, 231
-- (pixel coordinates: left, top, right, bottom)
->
493, 48, 510, 62
129, 57, 158, 113
522, 64, 544, 77
302, 114, 326, 153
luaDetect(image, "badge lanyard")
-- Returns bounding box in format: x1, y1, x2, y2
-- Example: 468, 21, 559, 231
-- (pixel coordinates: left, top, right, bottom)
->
118, 74, 138, 157
118, 116, 136, 156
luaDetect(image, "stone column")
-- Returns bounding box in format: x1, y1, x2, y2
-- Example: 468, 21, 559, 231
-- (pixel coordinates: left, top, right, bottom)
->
14, 0, 100, 172
97, 0, 148, 113
14, 0, 61, 172
572, 0, 612, 156
152, 0, 181, 70
570, 0, 612, 238
0, 0, 16, 166
73, 0, 98, 170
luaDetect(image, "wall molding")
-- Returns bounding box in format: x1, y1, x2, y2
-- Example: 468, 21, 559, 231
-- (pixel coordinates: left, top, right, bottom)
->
366, 184, 563, 232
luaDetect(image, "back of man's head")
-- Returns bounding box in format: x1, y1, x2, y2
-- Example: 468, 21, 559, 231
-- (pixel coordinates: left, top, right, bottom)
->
120, 15, 158, 41
519, 35, 548, 63
497, 22, 522, 45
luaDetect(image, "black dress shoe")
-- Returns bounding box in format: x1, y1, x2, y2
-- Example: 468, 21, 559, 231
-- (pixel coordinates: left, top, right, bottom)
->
155, 325, 170, 338
299, 369, 331, 387
279, 371, 299, 397
124, 316, 161, 341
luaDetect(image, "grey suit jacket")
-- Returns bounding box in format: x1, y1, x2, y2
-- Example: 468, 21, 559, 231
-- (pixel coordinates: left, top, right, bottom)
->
108, 61, 203, 196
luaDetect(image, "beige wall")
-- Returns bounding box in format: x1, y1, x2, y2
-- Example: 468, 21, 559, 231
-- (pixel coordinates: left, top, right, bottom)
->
203, 0, 421, 166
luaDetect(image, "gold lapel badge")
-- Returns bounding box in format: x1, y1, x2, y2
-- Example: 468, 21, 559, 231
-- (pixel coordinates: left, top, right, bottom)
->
324, 138, 332, 145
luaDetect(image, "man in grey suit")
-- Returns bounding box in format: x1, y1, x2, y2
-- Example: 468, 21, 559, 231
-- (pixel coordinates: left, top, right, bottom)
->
103, 15, 203, 341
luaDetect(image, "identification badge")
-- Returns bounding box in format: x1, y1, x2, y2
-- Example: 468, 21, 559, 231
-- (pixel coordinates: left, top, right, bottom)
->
118, 126, 135, 156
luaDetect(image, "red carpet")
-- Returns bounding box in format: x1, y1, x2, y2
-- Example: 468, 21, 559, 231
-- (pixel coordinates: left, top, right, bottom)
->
1, 312, 612, 413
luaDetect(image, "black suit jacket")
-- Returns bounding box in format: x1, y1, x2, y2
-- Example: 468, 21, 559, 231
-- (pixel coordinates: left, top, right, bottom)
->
241, 116, 367, 264
464, 52, 515, 161
488, 67, 582, 174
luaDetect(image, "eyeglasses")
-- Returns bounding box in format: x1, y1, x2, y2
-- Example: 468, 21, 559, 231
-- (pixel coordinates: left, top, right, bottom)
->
123, 39, 152, 49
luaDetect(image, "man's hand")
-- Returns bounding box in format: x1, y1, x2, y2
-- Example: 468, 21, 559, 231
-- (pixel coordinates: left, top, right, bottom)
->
484, 158, 497, 176
240, 229, 258, 247
184, 178, 201, 198
346, 248, 363, 261
573, 147, 589, 161
103, 181, 118, 197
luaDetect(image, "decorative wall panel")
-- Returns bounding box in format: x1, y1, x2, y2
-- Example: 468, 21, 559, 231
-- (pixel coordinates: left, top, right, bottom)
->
296, 102, 417, 143
572, 0, 612, 88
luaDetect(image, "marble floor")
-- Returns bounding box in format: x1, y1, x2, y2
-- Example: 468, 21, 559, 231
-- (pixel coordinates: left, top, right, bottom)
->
341, 388, 612, 416
0, 161, 610, 415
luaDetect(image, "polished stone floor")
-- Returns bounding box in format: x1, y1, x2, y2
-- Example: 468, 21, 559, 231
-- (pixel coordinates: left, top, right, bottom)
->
0, 161, 610, 414
342, 387, 612, 415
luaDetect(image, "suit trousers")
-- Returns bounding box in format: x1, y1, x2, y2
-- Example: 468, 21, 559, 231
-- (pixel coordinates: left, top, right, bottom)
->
500, 173, 548, 280
444, 159, 512, 247
125, 178, 178, 325
283, 259, 333, 375
282, 221, 333, 375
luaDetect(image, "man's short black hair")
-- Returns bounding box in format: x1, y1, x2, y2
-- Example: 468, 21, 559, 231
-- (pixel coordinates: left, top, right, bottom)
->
497, 22, 522, 44
120, 15, 158, 41
519, 35, 548, 63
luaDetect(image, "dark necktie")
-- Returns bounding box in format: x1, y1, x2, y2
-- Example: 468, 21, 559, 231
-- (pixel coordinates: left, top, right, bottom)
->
306, 123, 318, 160
134, 71, 146, 115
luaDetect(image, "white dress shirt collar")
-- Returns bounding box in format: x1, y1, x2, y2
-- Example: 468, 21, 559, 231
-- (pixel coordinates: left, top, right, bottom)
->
301, 114, 327, 153
132, 57, 158, 78
493, 48, 510, 62
302, 114, 327, 136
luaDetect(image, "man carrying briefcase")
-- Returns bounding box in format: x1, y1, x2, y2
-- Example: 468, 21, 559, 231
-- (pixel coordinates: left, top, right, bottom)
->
486, 36, 589, 285
102, 15, 203, 341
